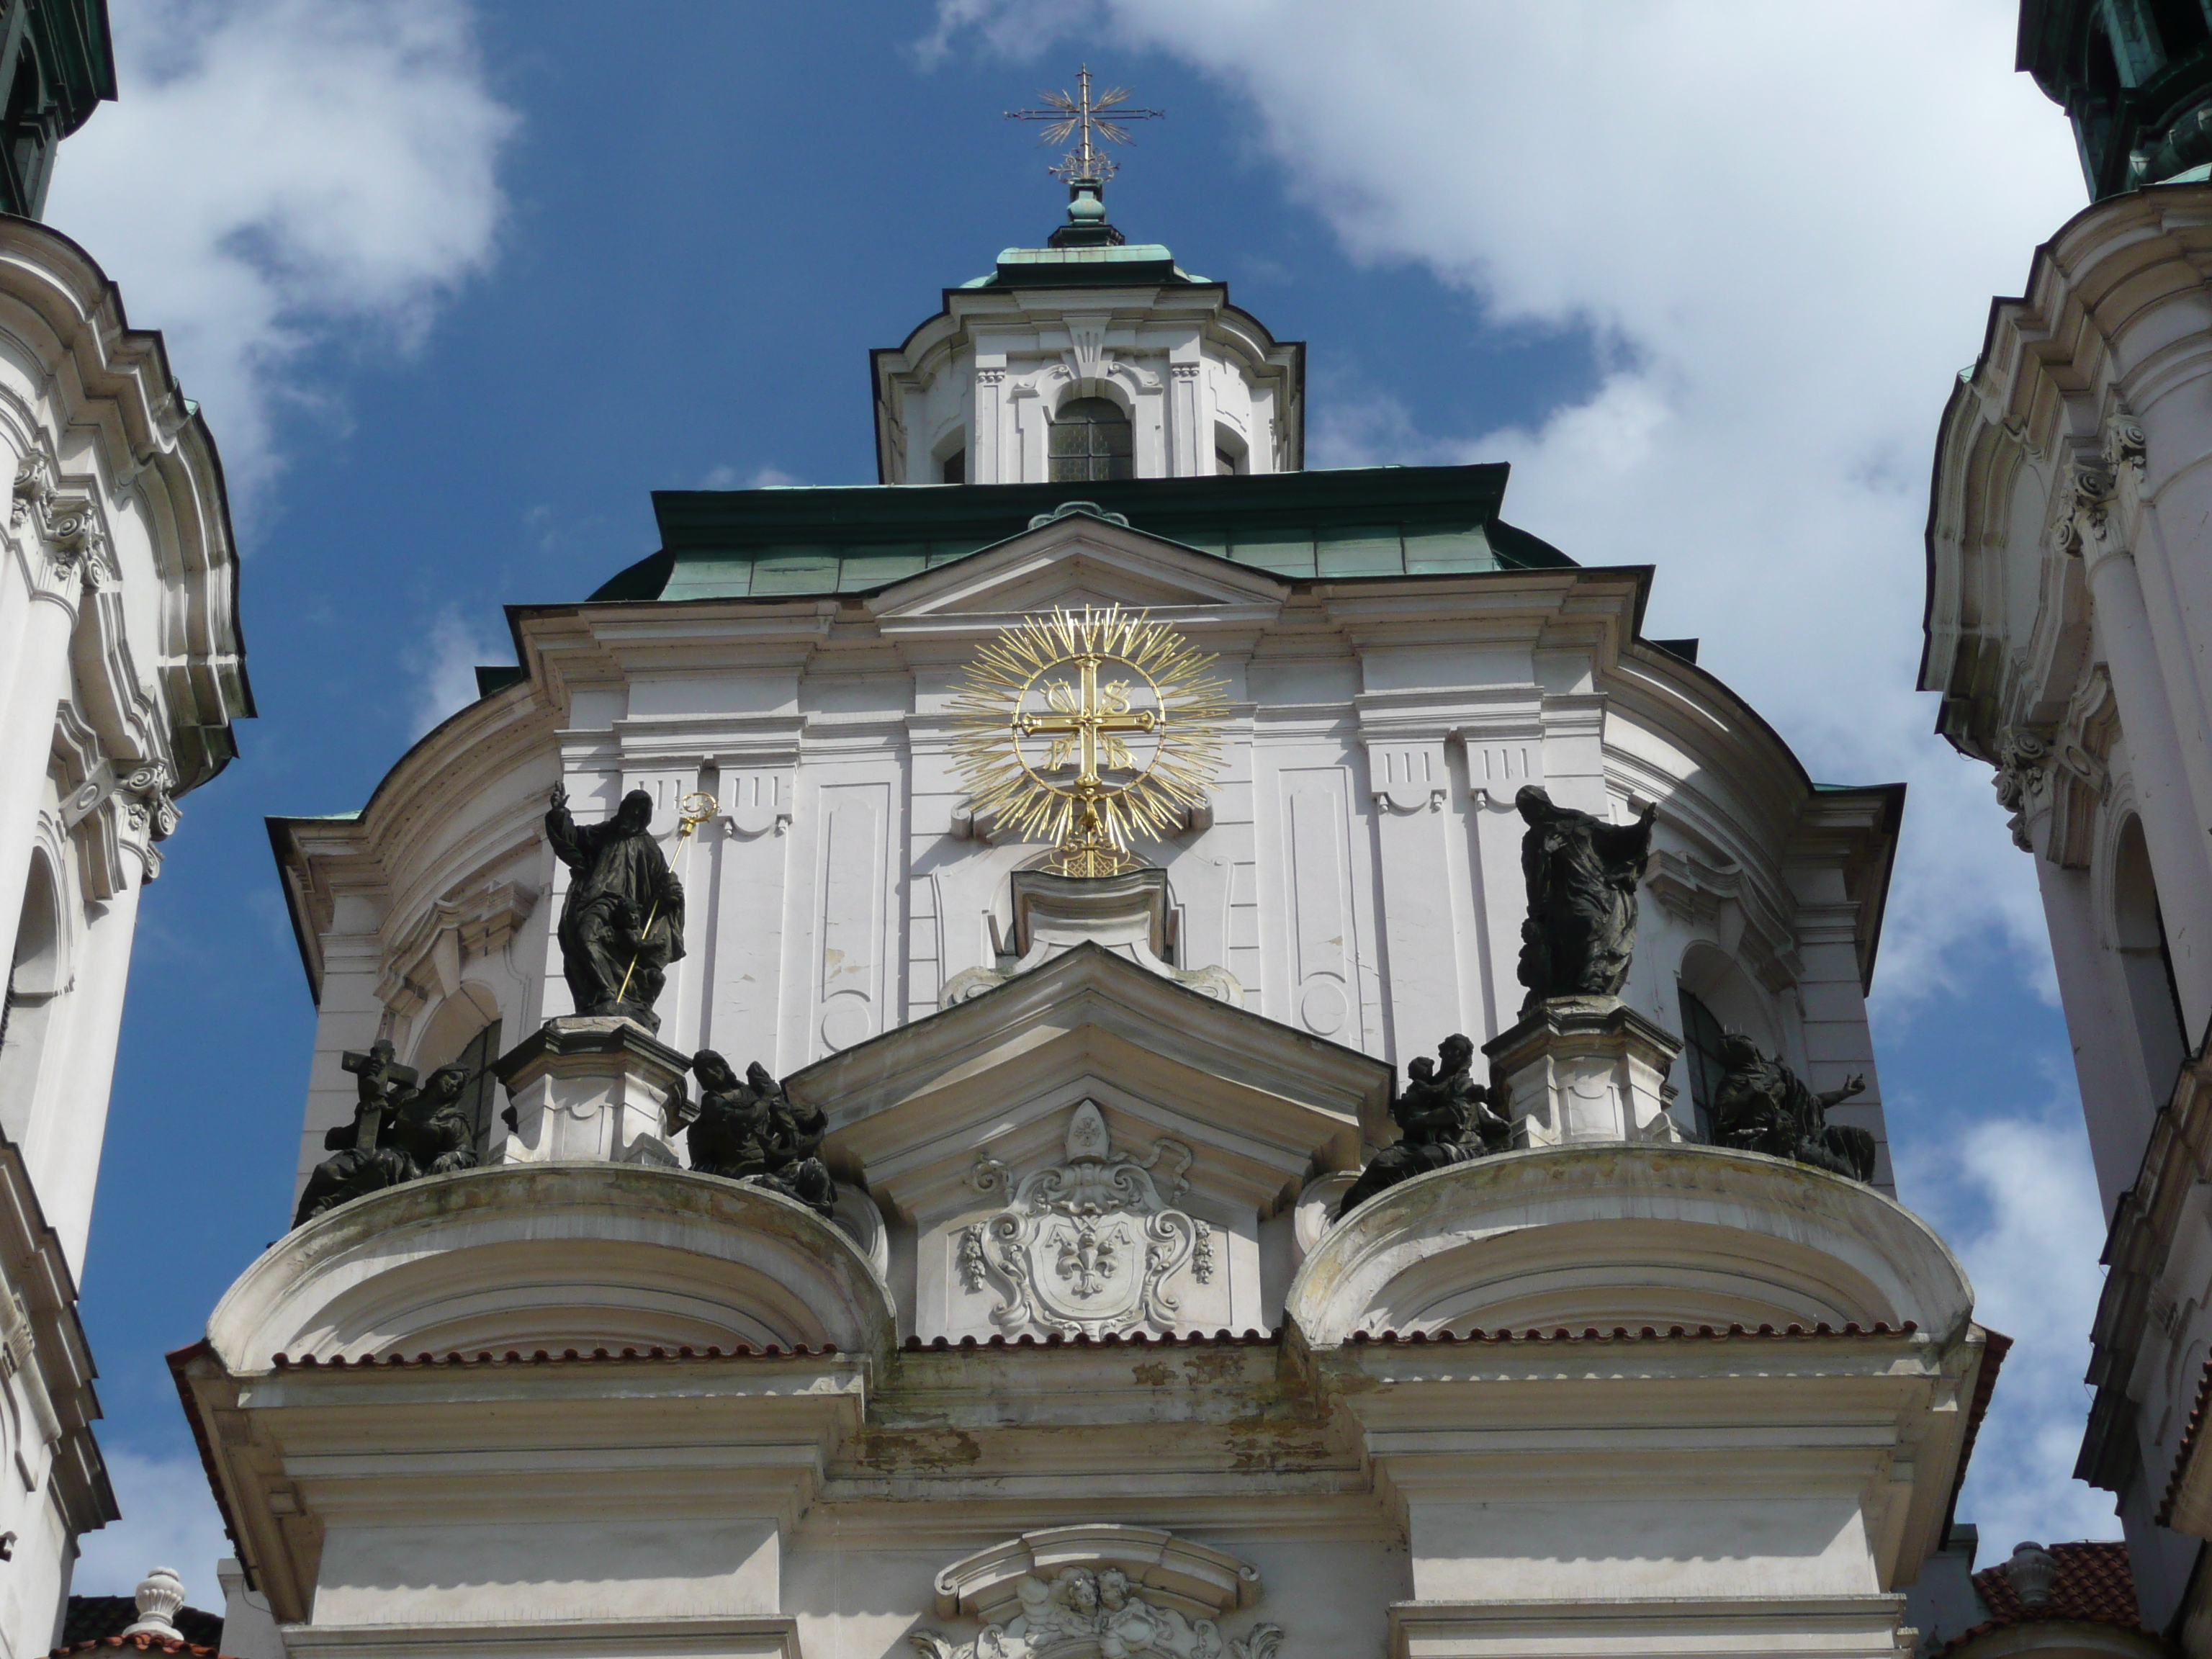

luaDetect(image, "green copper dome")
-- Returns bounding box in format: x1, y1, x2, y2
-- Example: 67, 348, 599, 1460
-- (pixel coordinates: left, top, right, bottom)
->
2021, 0, 2212, 198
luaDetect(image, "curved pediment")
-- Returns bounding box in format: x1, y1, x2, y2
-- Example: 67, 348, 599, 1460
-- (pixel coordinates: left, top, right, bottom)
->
207, 1164, 898, 1367
1287, 1143, 1972, 1344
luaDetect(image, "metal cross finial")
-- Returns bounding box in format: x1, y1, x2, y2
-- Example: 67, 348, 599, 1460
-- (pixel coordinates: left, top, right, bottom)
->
1004, 65, 1164, 184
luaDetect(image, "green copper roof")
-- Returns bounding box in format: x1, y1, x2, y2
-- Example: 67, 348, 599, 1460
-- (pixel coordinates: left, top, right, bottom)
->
963, 243, 1205, 289
591, 464, 1573, 603
2020, 0, 2212, 198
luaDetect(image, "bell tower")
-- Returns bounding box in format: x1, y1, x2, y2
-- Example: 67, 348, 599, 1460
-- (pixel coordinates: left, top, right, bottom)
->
870, 68, 1303, 487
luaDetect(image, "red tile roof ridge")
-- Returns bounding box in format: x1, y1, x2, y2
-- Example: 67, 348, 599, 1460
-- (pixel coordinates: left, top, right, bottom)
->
269, 1341, 844, 1369
50, 1638, 232, 1658
1930, 1541, 2156, 1659
897, 1328, 1281, 1352
1341, 1320, 1920, 1344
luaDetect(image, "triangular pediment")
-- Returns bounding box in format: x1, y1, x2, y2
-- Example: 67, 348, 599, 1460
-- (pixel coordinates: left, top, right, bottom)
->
867, 510, 1290, 633
788, 943, 1388, 1223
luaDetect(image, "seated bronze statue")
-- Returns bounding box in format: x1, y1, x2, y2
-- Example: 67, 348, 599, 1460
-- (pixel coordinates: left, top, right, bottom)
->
293, 1047, 481, 1228
1709, 1033, 1875, 1183
687, 1051, 836, 1218
1337, 1034, 1511, 1219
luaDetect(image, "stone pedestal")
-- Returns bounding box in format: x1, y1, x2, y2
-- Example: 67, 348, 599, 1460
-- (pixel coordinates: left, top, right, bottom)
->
1483, 997, 1686, 1148
493, 1015, 691, 1166
941, 868, 1241, 1005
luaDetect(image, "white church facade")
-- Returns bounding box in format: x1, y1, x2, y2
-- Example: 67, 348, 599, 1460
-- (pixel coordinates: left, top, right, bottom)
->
1925, 2, 2212, 1650
0, 1, 253, 1654
157, 154, 2028, 1659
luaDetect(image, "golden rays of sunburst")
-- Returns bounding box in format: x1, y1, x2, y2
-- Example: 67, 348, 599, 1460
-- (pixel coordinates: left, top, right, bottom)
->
950, 604, 1230, 876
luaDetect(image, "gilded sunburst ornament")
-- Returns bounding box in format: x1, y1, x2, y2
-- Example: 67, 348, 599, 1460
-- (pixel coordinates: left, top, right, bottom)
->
950, 605, 1230, 878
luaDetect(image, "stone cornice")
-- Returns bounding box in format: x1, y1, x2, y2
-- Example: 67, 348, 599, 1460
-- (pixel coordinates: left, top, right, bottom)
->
0, 215, 251, 791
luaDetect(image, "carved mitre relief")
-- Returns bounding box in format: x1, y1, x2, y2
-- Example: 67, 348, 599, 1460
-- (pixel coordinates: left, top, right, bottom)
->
914, 1527, 1280, 1659
957, 1102, 1214, 1339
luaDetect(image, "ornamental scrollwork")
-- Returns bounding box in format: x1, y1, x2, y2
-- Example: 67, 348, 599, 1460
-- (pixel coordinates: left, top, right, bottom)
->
959, 1100, 1201, 1339
912, 1567, 1282, 1659
1992, 728, 2050, 853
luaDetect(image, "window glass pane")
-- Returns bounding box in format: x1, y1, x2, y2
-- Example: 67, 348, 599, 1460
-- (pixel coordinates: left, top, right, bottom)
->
1051, 397, 1133, 482
940, 449, 965, 485
457, 1020, 503, 1152
1677, 987, 1727, 1143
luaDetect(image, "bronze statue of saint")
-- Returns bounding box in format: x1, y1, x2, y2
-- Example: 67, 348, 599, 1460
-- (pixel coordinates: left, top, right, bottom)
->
388, 1064, 481, 1179
1337, 1034, 1510, 1218
293, 1048, 482, 1227
547, 786, 685, 1030
1710, 1033, 1874, 1182
687, 1051, 837, 1218
1514, 786, 1657, 1016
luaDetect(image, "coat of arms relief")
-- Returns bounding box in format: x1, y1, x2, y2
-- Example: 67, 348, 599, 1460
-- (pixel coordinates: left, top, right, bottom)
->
957, 1101, 1212, 1339
912, 1526, 1282, 1659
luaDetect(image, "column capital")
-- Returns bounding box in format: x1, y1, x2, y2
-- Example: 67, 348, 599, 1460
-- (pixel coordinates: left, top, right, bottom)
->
12, 447, 109, 603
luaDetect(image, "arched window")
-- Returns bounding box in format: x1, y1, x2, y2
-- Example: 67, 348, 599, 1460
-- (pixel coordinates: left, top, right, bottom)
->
1214, 424, 1247, 477
2115, 816, 2188, 1103
940, 449, 966, 485
1049, 397, 1133, 483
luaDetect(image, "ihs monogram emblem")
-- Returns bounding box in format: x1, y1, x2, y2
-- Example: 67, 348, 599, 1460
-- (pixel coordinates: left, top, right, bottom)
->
950, 604, 1228, 877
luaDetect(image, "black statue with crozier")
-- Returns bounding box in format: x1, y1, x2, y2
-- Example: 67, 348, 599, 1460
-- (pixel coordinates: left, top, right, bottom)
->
1337, 1034, 1511, 1219
546, 786, 686, 1032
293, 1046, 482, 1228
1710, 1033, 1876, 1183
1514, 785, 1657, 1017
687, 1050, 837, 1218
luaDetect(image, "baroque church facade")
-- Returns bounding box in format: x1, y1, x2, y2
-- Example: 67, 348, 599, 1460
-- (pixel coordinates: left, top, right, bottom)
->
1926, 1, 2212, 1653
170, 120, 2020, 1659
0, 1, 253, 1656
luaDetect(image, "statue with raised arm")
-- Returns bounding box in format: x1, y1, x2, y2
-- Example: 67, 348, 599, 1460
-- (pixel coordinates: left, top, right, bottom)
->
1514, 786, 1658, 1017
546, 785, 685, 1030
1711, 1033, 1876, 1183
1336, 1034, 1511, 1218
688, 1051, 837, 1218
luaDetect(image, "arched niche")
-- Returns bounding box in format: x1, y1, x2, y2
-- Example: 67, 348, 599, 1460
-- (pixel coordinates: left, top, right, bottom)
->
408, 984, 505, 1154
1287, 1144, 1972, 1345
1676, 940, 1781, 1052
0, 848, 65, 1144
207, 1164, 899, 1367
408, 983, 501, 1070
2110, 813, 2188, 1105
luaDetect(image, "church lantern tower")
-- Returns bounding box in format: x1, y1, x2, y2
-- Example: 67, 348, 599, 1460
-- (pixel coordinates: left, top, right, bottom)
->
871, 70, 1301, 485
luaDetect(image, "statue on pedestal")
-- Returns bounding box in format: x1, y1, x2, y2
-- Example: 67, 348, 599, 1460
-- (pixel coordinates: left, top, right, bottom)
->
292, 1050, 482, 1228
546, 786, 685, 1030
1336, 1035, 1511, 1218
1514, 786, 1657, 1016
1710, 1033, 1875, 1183
687, 1051, 836, 1217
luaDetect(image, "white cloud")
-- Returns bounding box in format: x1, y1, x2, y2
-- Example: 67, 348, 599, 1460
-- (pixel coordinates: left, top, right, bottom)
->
1897, 1104, 2123, 1550
405, 604, 501, 736
43, 0, 517, 508
74, 1447, 233, 1601
699, 464, 802, 490
926, 0, 2080, 1008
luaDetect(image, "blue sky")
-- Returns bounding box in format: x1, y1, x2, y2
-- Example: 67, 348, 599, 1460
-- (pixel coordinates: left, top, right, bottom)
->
48, 0, 2109, 1596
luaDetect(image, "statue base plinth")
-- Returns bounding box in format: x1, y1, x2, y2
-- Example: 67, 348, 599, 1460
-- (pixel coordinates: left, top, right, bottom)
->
940, 868, 1241, 1007
493, 1015, 691, 1166
1483, 997, 1686, 1148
